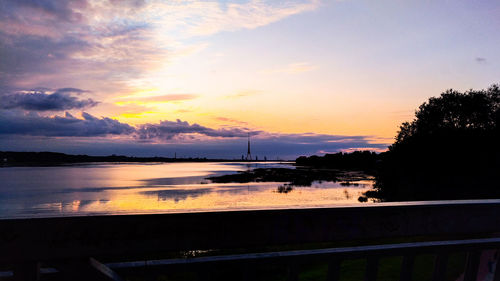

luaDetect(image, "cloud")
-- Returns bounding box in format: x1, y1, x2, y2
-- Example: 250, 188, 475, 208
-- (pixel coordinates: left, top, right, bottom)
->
115, 94, 198, 105
0, 0, 319, 90
0, 105, 390, 156
0, 130, 389, 159
54, 88, 89, 95
0, 0, 164, 90
155, 0, 321, 37
224, 90, 261, 99
239, 133, 389, 158
335, 147, 388, 153
0, 89, 98, 111
0, 111, 390, 158
136, 119, 260, 140
254, 133, 376, 146
214, 116, 249, 125
475, 57, 487, 64
133, 94, 198, 102
260, 62, 317, 74
133, 121, 389, 157
0, 111, 134, 137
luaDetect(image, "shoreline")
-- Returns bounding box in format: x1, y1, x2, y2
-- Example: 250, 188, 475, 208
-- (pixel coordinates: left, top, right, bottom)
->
1, 151, 293, 167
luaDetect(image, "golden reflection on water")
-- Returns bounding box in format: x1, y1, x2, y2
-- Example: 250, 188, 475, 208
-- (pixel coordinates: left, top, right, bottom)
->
0, 162, 374, 218
53, 180, 373, 216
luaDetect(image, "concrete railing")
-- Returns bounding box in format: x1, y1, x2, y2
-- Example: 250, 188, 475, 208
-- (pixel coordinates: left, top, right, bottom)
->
2, 200, 500, 281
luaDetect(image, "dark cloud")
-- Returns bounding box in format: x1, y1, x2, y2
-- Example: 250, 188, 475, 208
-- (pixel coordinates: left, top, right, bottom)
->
0, 111, 134, 137
247, 134, 388, 159
0, 0, 158, 90
0, 132, 389, 160
136, 119, 260, 140
0, 89, 98, 111
0, 0, 88, 24
475, 57, 487, 63
0, 107, 389, 158
55, 88, 89, 94
0, 33, 85, 78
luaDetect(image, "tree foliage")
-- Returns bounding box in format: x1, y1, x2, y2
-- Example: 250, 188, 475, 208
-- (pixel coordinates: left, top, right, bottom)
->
366, 85, 500, 201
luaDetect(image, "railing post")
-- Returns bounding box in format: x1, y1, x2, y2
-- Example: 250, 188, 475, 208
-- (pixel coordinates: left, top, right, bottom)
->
399, 255, 415, 281
464, 251, 481, 281
196, 264, 213, 281
286, 259, 300, 281
242, 260, 257, 281
326, 258, 341, 281
495, 250, 500, 281
432, 252, 448, 281
365, 257, 379, 281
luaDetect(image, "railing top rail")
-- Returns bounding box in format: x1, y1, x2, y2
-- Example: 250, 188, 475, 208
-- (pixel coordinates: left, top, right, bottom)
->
107, 237, 500, 269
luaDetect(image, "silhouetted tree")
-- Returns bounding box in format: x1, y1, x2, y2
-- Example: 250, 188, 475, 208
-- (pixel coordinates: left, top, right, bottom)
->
365, 85, 500, 201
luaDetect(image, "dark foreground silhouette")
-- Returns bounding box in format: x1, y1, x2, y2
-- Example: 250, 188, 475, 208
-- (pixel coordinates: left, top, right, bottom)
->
363, 84, 500, 201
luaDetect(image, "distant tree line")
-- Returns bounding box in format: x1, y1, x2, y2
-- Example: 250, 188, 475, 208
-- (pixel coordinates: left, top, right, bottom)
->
296, 151, 381, 174
0, 151, 232, 165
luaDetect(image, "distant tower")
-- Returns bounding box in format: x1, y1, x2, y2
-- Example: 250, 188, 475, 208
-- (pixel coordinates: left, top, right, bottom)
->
246, 134, 252, 161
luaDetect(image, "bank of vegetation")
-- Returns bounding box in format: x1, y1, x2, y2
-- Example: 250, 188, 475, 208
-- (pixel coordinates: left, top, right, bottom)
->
364, 84, 500, 201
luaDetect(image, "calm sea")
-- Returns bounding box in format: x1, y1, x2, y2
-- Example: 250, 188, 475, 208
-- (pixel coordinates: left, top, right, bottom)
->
0, 162, 373, 218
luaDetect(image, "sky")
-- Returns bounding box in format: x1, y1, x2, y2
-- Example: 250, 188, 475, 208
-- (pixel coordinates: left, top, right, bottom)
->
1, 0, 499, 159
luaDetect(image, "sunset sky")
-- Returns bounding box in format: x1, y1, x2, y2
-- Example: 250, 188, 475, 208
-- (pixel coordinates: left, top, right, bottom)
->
1, 0, 499, 159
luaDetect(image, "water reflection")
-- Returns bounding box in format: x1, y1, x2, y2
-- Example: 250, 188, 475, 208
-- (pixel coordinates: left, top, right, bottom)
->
142, 188, 212, 202
277, 184, 293, 193
0, 162, 374, 218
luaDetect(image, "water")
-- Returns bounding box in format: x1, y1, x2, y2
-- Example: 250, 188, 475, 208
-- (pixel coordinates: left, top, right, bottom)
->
0, 162, 373, 219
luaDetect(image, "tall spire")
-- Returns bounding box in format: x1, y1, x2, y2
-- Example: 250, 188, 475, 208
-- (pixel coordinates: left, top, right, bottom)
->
246, 133, 252, 161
